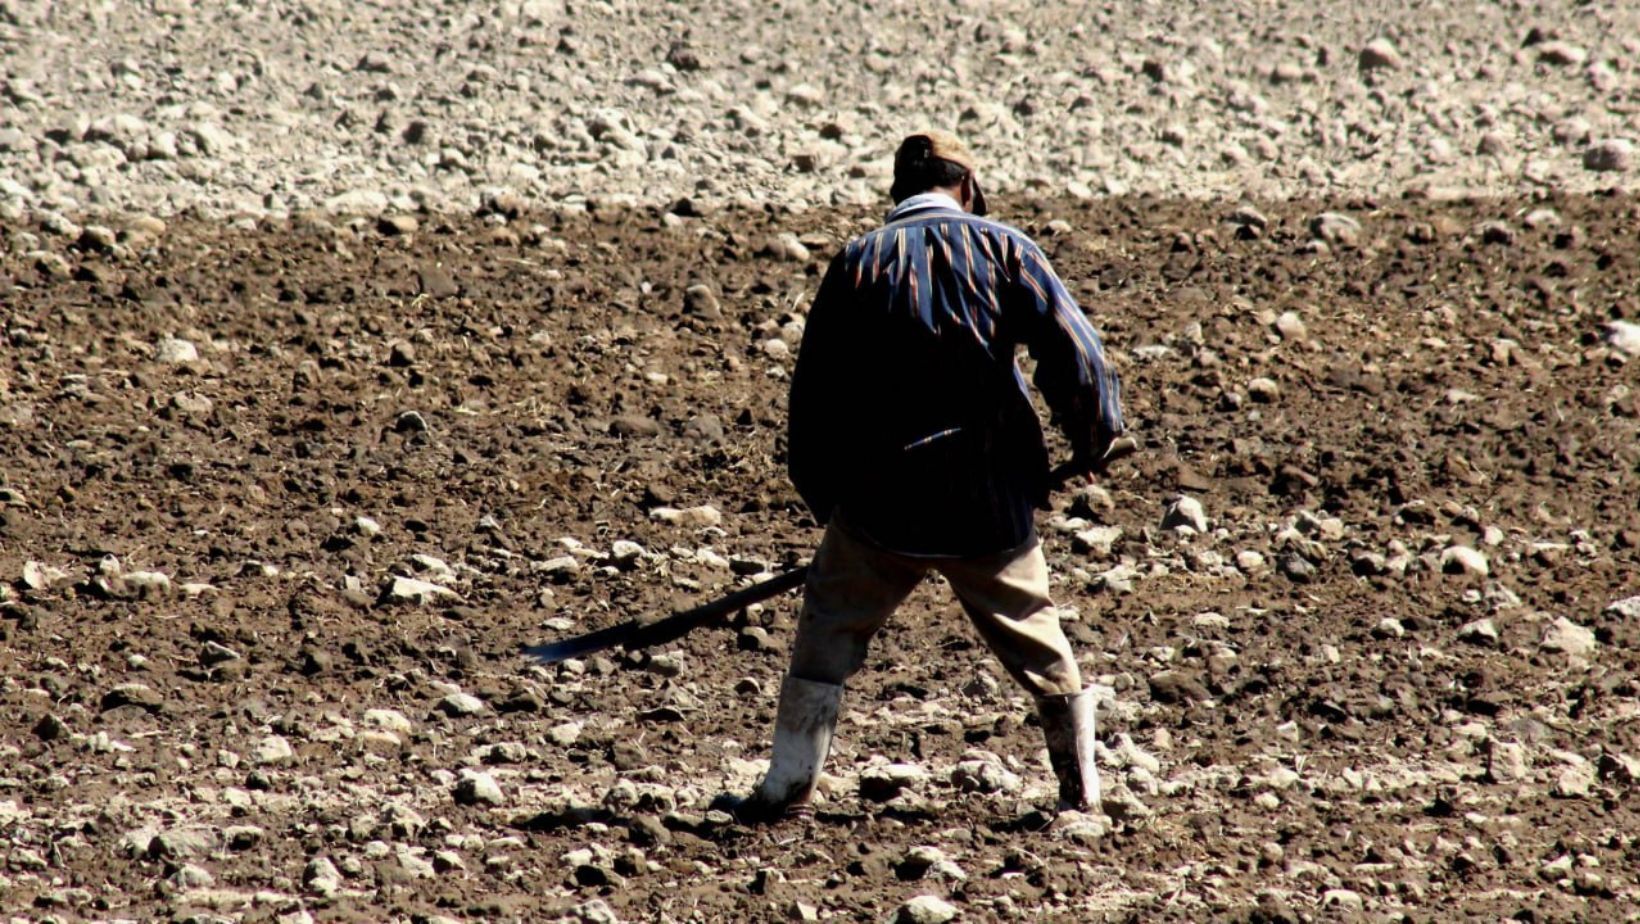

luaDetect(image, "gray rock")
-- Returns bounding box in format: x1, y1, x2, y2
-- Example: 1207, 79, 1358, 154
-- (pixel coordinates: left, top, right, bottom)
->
1584, 140, 1634, 173
149, 826, 222, 860
1608, 595, 1640, 620
382, 575, 460, 605
1358, 38, 1402, 71
438, 692, 486, 716
154, 336, 199, 364
860, 762, 929, 801
1072, 525, 1122, 556
1606, 321, 1640, 357
896, 895, 958, 924
102, 683, 164, 713
683, 284, 722, 319
454, 770, 506, 806
255, 735, 295, 765
1541, 617, 1596, 658
1441, 545, 1489, 577
1457, 618, 1499, 646
1310, 212, 1362, 245
303, 856, 342, 895
1161, 496, 1208, 533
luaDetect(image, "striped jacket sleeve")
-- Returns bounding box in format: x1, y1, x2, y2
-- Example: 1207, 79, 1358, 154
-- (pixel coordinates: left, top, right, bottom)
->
786, 251, 851, 522
1010, 237, 1124, 462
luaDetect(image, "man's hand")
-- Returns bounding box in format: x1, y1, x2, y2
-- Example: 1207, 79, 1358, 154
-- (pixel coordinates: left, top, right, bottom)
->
1067, 434, 1140, 483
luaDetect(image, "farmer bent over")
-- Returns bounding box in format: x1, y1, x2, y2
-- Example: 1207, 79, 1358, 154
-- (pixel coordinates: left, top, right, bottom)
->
726, 131, 1125, 822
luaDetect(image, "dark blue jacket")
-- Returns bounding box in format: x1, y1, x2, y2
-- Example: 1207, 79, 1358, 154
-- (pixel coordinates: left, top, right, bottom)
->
788, 194, 1123, 556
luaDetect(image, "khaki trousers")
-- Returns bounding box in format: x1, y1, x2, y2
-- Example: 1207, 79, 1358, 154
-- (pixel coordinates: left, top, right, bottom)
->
787, 519, 1083, 698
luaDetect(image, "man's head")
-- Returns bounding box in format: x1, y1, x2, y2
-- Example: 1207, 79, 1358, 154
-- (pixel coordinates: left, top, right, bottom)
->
890, 130, 988, 216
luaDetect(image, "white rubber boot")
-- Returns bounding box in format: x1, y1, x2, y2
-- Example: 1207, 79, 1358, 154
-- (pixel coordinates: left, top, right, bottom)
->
726, 674, 843, 823
1036, 686, 1101, 812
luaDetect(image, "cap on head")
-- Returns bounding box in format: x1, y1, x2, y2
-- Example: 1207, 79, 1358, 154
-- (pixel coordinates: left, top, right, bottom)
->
891, 129, 987, 216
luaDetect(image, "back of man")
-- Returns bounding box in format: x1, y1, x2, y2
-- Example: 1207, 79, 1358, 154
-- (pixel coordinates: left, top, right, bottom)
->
721, 131, 1124, 824
789, 152, 1121, 558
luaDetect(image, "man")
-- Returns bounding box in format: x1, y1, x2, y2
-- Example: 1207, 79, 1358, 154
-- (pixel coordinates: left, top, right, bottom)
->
727, 130, 1124, 823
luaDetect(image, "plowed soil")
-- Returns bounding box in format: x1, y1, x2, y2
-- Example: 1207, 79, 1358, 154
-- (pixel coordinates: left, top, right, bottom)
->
2, 193, 1639, 922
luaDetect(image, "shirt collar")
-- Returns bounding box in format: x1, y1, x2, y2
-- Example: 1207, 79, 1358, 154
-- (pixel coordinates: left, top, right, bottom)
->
886, 191, 965, 222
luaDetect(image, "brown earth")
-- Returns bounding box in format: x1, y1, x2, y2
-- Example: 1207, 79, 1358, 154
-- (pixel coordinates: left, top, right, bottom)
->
1, 192, 1638, 922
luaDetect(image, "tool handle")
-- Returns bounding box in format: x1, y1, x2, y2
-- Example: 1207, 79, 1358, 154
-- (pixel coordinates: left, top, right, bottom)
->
627, 565, 809, 650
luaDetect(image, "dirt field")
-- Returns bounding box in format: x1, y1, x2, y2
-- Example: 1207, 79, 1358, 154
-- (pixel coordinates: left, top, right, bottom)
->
2, 192, 1639, 922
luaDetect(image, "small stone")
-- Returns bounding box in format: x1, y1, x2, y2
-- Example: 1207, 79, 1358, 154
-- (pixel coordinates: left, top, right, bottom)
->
102, 683, 164, 713
381, 576, 460, 606
650, 505, 723, 528
1310, 212, 1361, 245
1273, 312, 1306, 340
608, 540, 646, 568
438, 692, 486, 717
951, 757, 1022, 795
546, 721, 583, 747
537, 555, 580, 581
1236, 550, 1266, 571
1605, 321, 1640, 358
896, 895, 958, 924
155, 336, 199, 364
323, 188, 390, 215
1536, 41, 1587, 66
1487, 741, 1529, 783
1358, 37, 1402, 71
1372, 617, 1405, 639
33, 713, 67, 741
683, 284, 722, 319
1161, 496, 1208, 533
171, 863, 215, 888
1584, 139, 1634, 173
1541, 617, 1596, 658
378, 214, 419, 236
763, 233, 811, 262
1246, 377, 1281, 402
1072, 525, 1122, 556
1322, 889, 1365, 912
255, 735, 295, 765
148, 826, 221, 860
1553, 762, 1596, 798
303, 856, 342, 896
1148, 669, 1211, 704
417, 264, 460, 298
454, 770, 505, 806
1608, 595, 1640, 620
76, 225, 118, 253
1441, 545, 1489, 577
1457, 618, 1500, 647
123, 570, 173, 597
170, 392, 214, 415
859, 762, 928, 801
610, 416, 662, 438
21, 560, 68, 590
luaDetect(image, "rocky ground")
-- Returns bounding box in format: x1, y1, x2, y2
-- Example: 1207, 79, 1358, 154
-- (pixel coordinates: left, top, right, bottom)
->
4, 1, 1640, 923
2, 0, 1639, 221
3, 192, 1639, 922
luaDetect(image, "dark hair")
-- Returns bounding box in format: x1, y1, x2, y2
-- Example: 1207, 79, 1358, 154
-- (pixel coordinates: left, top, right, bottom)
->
891, 136, 970, 203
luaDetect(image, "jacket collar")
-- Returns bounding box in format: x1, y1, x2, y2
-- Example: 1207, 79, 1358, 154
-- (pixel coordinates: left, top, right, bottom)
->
885, 191, 965, 222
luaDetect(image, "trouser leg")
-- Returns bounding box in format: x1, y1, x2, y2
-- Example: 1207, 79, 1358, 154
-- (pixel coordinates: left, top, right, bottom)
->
939, 542, 1099, 811
938, 541, 1082, 698
734, 521, 922, 821
786, 520, 925, 685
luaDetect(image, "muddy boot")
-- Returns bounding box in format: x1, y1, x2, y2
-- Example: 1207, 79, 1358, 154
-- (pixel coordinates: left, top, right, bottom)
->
715, 675, 843, 824
1035, 686, 1100, 813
